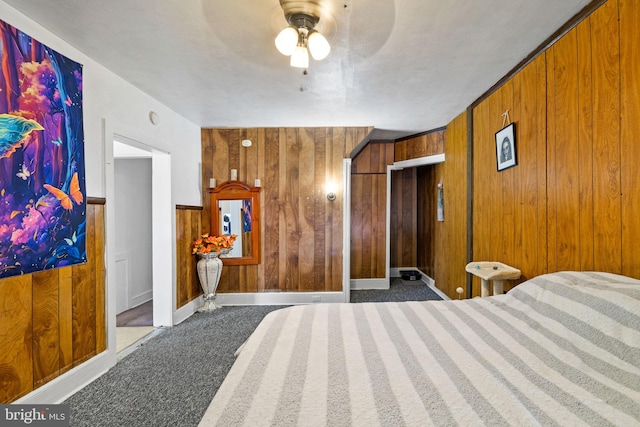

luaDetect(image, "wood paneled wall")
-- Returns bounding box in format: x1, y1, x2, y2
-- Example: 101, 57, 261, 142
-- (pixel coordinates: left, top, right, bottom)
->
390, 130, 448, 280
175, 206, 203, 308
350, 142, 394, 279
472, 53, 548, 295
201, 127, 370, 293
390, 168, 418, 269
471, 0, 639, 295
430, 112, 468, 298
395, 130, 445, 162
390, 116, 469, 300
416, 166, 436, 277
0, 200, 106, 403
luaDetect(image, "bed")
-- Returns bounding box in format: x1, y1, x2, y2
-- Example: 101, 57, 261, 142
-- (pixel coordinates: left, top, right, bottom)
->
199, 271, 640, 426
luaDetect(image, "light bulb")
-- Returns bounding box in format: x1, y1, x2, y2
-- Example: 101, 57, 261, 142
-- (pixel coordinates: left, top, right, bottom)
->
307, 30, 330, 60
290, 45, 309, 68
275, 26, 299, 56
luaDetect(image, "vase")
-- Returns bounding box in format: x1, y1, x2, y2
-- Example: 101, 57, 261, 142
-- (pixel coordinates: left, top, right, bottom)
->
196, 252, 224, 312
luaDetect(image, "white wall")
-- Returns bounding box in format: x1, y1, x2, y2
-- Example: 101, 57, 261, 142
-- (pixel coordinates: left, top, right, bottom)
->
115, 158, 153, 312
0, 1, 203, 403
0, 3, 202, 203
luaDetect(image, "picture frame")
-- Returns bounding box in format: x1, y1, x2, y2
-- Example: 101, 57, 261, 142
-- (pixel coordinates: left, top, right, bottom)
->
495, 122, 517, 171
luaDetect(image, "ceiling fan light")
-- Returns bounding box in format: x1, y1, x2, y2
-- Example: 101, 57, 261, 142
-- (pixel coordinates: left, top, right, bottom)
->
290, 45, 309, 68
307, 30, 330, 60
275, 26, 299, 56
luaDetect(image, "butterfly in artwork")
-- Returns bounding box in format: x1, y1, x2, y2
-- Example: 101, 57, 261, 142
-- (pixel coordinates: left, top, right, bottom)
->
43, 172, 83, 211
52, 137, 63, 146
16, 163, 32, 180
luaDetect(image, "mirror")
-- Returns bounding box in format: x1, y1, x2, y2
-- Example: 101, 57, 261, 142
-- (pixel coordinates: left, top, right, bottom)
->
209, 181, 260, 265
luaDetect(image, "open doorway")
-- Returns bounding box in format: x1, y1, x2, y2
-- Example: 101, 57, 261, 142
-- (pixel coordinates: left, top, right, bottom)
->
113, 139, 154, 352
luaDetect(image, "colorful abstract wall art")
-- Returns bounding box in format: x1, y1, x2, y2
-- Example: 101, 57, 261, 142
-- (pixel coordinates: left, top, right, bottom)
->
0, 19, 86, 278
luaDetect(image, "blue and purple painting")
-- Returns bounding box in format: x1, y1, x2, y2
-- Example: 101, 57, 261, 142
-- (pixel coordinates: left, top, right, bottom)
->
0, 19, 86, 279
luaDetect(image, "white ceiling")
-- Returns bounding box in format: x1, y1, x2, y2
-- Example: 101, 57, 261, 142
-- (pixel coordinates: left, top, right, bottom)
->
3, 0, 590, 139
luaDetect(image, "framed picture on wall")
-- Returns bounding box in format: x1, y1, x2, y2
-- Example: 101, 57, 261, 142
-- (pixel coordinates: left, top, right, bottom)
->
495, 123, 517, 171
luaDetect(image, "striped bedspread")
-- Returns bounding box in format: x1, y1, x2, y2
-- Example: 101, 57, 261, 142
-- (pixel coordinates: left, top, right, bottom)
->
199, 271, 640, 426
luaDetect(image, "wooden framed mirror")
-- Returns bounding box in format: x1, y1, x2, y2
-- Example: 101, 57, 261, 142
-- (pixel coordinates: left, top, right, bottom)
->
208, 181, 260, 265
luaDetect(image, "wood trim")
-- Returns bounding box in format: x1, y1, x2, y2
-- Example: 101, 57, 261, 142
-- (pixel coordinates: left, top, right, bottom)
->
466, 106, 474, 298
394, 126, 447, 143
176, 204, 203, 210
86, 197, 106, 205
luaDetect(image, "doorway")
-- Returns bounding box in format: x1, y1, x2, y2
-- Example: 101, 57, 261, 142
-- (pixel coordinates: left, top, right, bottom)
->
113, 139, 154, 352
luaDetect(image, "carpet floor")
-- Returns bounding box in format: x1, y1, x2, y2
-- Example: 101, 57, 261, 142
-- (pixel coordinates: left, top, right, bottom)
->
350, 277, 443, 303
65, 278, 442, 426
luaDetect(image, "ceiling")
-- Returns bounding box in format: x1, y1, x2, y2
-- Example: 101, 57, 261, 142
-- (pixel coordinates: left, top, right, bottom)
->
3, 0, 590, 140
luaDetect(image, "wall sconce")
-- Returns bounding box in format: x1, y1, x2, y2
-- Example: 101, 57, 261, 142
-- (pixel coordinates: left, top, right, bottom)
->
326, 181, 336, 201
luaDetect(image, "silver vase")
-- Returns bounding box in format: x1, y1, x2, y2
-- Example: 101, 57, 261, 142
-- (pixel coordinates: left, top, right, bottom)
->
196, 252, 224, 312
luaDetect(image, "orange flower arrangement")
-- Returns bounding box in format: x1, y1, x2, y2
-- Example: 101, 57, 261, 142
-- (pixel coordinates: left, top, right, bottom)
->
192, 233, 237, 254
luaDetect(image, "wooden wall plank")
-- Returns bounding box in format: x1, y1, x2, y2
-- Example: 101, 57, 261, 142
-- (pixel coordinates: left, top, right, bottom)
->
278, 128, 289, 291
374, 174, 386, 277
285, 128, 300, 291
535, 55, 549, 275
472, 97, 491, 296
58, 266, 73, 374
511, 71, 524, 280
330, 128, 345, 290
416, 166, 436, 279
500, 81, 517, 270
350, 175, 364, 279
176, 209, 189, 308
591, 0, 621, 273
323, 128, 334, 290
299, 128, 315, 290
93, 204, 106, 354
389, 170, 402, 268
519, 58, 542, 280
552, 29, 581, 271
263, 128, 280, 291
620, 0, 640, 278
32, 270, 60, 387
313, 128, 327, 290
256, 129, 266, 291
545, 49, 558, 273
175, 207, 203, 309
72, 208, 96, 367
577, 18, 595, 271
0, 275, 33, 403
361, 174, 373, 275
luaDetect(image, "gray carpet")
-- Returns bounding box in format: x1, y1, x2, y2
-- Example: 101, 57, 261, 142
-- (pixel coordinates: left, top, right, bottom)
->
66, 306, 282, 427
65, 278, 442, 426
350, 277, 443, 303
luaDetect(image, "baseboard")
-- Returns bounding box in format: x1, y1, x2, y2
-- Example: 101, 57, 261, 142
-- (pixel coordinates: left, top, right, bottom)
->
14, 351, 115, 404
130, 290, 153, 308
350, 278, 389, 290
216, 292, 345, 305
173, 296, 203, 325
